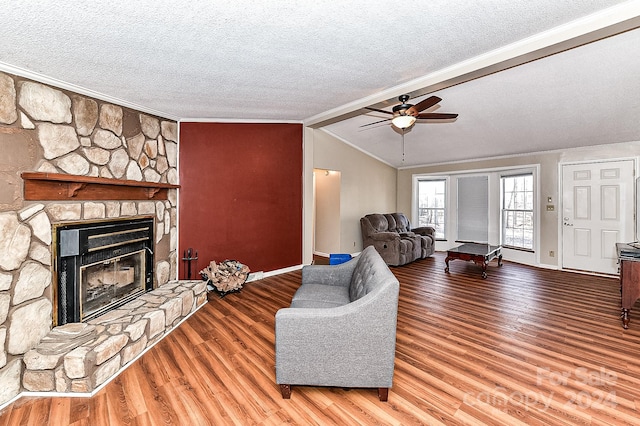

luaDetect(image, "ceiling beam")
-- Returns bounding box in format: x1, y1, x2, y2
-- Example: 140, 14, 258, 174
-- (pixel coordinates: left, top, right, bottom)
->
304, 1, 640, 128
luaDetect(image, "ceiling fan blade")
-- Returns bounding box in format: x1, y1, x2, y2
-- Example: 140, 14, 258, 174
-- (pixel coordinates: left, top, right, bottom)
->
407, 96, 442, 115
359, 118, 392, 128
416, 113, 458, 120
365, 107, 393, 115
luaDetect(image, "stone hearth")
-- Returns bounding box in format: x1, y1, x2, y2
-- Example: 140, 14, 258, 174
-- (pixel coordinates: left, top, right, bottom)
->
20, 280, 206, 395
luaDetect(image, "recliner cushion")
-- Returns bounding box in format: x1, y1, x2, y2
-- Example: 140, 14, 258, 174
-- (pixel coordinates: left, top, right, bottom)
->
366, 214, 389, 232
391, 213, 411, 233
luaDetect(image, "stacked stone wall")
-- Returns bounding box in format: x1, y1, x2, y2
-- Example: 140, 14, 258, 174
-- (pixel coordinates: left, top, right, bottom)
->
21, 280, 206, 395
0, 71, 179, 405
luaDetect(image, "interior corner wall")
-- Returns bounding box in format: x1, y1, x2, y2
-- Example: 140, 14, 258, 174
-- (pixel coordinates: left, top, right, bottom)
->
313, 129, 397, 253
178, 122, 303, 275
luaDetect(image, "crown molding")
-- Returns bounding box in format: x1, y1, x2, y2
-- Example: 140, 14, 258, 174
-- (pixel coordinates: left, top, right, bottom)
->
179, 118, 303, 124
0, 62, 180, 121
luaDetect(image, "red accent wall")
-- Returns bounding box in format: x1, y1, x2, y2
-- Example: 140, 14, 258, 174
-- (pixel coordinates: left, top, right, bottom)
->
179, 122, 303, 277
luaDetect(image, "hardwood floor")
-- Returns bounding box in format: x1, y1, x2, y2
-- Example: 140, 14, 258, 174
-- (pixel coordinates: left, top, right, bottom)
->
3, 253, 640, 425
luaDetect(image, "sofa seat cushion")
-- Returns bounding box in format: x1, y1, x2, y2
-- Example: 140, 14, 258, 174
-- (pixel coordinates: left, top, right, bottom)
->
290, 284, 350, 308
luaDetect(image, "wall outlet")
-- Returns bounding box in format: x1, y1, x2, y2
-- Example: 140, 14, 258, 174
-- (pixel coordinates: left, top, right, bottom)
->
549, 251, 555, 257
546, 204, 555, 211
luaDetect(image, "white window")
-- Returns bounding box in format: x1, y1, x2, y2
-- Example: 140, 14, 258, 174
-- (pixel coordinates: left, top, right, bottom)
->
417, 178, 446, 239
501, 173, 534, 250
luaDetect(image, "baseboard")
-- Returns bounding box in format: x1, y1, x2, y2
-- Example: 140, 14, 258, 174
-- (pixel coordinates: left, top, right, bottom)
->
263, 264, 303, 278
313, 251, 361, 257
246, 271, 264, 282
536, 263, 560, 270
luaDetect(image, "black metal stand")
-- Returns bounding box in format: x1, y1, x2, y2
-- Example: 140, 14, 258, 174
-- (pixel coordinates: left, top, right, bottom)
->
182, 248, 198, 279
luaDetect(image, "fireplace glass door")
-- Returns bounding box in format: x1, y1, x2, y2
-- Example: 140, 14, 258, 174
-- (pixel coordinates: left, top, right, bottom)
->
80, 249, 146, 321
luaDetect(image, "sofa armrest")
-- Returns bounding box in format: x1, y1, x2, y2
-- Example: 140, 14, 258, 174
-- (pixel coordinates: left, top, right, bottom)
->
369, 231, 400, 241
399, 231, 416, 237
302, 256, 357, 287
411, 226, 435, 237
275, 281, 399, 388
302, 256, 358, 286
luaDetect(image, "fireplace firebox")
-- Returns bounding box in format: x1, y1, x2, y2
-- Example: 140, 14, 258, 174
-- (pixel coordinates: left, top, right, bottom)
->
54, 217, 154, 325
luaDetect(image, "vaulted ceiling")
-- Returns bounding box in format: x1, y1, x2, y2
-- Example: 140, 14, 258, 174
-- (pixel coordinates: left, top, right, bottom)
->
2, 1, 639, 167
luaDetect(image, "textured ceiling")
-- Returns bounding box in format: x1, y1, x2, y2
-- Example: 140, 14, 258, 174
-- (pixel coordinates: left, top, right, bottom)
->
1, 1, 639, 167
325, 26, 640, 167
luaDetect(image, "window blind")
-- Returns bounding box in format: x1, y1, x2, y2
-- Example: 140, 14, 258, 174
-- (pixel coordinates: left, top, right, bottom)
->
457, 175, 488, 243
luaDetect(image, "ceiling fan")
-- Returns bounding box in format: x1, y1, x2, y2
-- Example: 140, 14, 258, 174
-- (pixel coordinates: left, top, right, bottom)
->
362, 94, 458, 129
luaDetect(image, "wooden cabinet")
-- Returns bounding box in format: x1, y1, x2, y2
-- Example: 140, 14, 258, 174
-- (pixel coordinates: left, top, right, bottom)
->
617, 243, 640, 329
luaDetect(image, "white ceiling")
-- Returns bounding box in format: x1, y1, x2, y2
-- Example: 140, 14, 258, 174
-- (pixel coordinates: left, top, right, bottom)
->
1, 1, 639, 168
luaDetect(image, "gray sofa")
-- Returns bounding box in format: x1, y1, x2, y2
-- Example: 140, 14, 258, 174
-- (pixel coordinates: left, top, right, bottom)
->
361, 213, 436, 266
275, 246, 400, 401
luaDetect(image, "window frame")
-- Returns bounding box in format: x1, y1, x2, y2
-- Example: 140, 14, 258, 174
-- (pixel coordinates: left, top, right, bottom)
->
500, 172, 535, 251
412, 165, 539, 265
415, 177, 448, 240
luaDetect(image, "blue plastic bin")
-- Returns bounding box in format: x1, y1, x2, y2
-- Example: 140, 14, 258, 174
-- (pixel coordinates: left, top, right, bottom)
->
329, 253, 352, 265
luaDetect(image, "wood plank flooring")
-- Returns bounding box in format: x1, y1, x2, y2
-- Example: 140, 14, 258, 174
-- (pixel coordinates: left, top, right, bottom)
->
2, 253, 640, 425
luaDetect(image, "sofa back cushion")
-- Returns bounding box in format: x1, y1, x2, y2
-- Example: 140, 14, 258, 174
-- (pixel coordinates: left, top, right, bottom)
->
364, 214, 390, 233
349, 246, 386, 301
383, 214, 397, 232
392, 213, 411, 233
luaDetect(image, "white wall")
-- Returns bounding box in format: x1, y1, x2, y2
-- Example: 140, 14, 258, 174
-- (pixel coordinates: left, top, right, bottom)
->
312, 129, 397, 253
398, 140, 640, 268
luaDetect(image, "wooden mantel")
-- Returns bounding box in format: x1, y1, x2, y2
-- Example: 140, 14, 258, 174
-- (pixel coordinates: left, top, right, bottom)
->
21, 172, 180, 201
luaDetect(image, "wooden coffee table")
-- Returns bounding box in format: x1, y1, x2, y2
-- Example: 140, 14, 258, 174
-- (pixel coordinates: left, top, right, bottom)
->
445, 243, 502, 279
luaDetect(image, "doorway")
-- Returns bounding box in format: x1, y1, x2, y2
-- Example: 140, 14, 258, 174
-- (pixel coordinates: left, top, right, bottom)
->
314, 169, 341, 257
561, 159, 635, 275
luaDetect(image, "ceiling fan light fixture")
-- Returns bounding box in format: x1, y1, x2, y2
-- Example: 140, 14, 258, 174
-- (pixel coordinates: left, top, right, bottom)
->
361, 94, 456, 130
391, 114, 416, 129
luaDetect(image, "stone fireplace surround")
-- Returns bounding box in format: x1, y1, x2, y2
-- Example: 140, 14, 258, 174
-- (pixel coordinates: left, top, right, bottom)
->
21, 279, 207, 396
0, 70, 186, 405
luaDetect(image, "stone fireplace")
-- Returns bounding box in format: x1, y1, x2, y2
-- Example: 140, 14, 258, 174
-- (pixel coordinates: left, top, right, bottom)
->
0, 70, 192, 405
54, 216, 155, 325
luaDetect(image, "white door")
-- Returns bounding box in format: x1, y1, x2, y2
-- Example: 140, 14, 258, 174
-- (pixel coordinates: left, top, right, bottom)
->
561, 160, 635, 274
